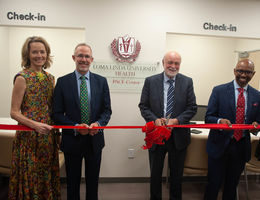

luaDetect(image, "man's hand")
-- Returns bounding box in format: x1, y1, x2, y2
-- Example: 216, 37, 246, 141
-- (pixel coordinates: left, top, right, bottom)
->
155, 118, 164, 126
89, 122, 99, 136
250, 121, 259, 134
155, 118, 179, 127
77, 123, 89, 135
219, 119, 232, 127
167, 118, 179, 126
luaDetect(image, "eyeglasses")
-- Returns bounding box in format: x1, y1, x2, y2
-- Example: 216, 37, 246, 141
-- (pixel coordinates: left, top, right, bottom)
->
167, 61, 180, 66
235, 69, 254, 75
76, 54, 92, 59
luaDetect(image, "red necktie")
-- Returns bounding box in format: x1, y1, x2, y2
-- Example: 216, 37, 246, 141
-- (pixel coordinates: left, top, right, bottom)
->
233, 88, 245, 141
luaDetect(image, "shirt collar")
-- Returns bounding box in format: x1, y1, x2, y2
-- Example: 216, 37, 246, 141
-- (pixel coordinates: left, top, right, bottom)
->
75, 70, 90, 80
163, 72, 176, 83
233, 79, 248, 91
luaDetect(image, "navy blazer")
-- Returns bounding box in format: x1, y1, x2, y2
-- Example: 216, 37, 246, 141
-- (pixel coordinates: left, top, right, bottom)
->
205, 81, 260, 161
139, 72, 197, 150
52, 71, 112, 154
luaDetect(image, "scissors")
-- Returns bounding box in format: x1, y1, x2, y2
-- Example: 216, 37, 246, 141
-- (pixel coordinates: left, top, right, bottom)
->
163, 114, 171, 126
165, 114, 171, 125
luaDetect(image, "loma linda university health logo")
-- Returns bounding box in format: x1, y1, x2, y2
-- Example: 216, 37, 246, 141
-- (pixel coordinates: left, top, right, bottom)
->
111, 35, 141, 63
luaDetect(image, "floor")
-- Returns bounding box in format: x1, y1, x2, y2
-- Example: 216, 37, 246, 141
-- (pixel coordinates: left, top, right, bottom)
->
68, 180, 260, 200
1, 176, 260, 200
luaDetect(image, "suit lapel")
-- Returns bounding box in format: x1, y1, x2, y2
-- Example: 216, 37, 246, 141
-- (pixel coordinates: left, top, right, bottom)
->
246, 85, 252, 123
158, 73, 164, 113
174, 73, 180, 98
89, 72, 96, 113
227, 82, 236, 119
71, 72, 81, 109
173, 74, 181, 112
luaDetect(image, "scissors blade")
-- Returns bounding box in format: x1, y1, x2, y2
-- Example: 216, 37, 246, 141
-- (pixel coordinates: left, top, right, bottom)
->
166, 114, 171, 125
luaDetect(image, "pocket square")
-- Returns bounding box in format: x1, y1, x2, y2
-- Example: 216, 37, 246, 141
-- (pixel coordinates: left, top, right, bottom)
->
253, 102, 258, 106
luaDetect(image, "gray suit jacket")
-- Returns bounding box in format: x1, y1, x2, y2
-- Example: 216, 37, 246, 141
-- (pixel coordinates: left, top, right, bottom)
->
139, 72, 197, 150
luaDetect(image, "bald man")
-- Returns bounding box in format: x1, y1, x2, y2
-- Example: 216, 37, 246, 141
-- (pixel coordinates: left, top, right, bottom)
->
204, 59, 260, 200
139, 51, 197, 200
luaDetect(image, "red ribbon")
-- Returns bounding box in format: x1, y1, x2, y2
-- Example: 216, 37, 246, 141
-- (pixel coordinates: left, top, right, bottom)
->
0, 123, 258, 149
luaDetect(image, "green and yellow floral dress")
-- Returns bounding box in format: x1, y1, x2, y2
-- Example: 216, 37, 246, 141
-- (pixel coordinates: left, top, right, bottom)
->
8, 69, 61, 200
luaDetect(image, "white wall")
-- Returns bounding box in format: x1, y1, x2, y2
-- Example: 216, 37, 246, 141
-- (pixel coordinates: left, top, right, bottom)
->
1, 0, 260, 178
7, 26, 85, 78
0, 26, 10, 117
0, 26, 85, 116
166, 33, 260, 105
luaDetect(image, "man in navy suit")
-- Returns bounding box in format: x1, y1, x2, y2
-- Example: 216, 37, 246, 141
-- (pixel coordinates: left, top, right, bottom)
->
204, 59, 260, 200
53, 43, 112, 200
139, 51, 197, 200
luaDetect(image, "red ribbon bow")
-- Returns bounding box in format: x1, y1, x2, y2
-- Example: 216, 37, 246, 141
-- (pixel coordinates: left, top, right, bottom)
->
141, 121, 171, 149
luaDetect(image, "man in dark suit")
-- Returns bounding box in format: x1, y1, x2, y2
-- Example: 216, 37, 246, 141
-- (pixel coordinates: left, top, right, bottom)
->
204, 59, 260, 200
139, 51, 197, 200
53, 43, 112, 200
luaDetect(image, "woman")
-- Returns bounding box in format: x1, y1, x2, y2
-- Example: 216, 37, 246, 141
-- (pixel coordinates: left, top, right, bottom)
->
8, 36, 61, 199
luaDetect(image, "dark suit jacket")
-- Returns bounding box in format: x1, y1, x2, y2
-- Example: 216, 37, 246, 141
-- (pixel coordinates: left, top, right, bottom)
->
52, 71, 112, 154
139, 72, 197, 150
205, 81, 260, 162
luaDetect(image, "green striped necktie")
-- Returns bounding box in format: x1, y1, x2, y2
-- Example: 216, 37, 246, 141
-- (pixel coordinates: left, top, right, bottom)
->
80, 76, 89, 124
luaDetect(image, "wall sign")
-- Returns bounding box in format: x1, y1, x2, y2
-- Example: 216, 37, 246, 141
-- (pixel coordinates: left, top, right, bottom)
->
6, 11, 46, 21
203, 22, 237, 32
111, 35, 141, 63
91, 61, 160, 93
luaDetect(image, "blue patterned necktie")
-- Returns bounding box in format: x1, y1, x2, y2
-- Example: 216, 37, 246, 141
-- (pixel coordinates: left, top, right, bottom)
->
166, 79, 175, 117
80, 76, 89, 124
